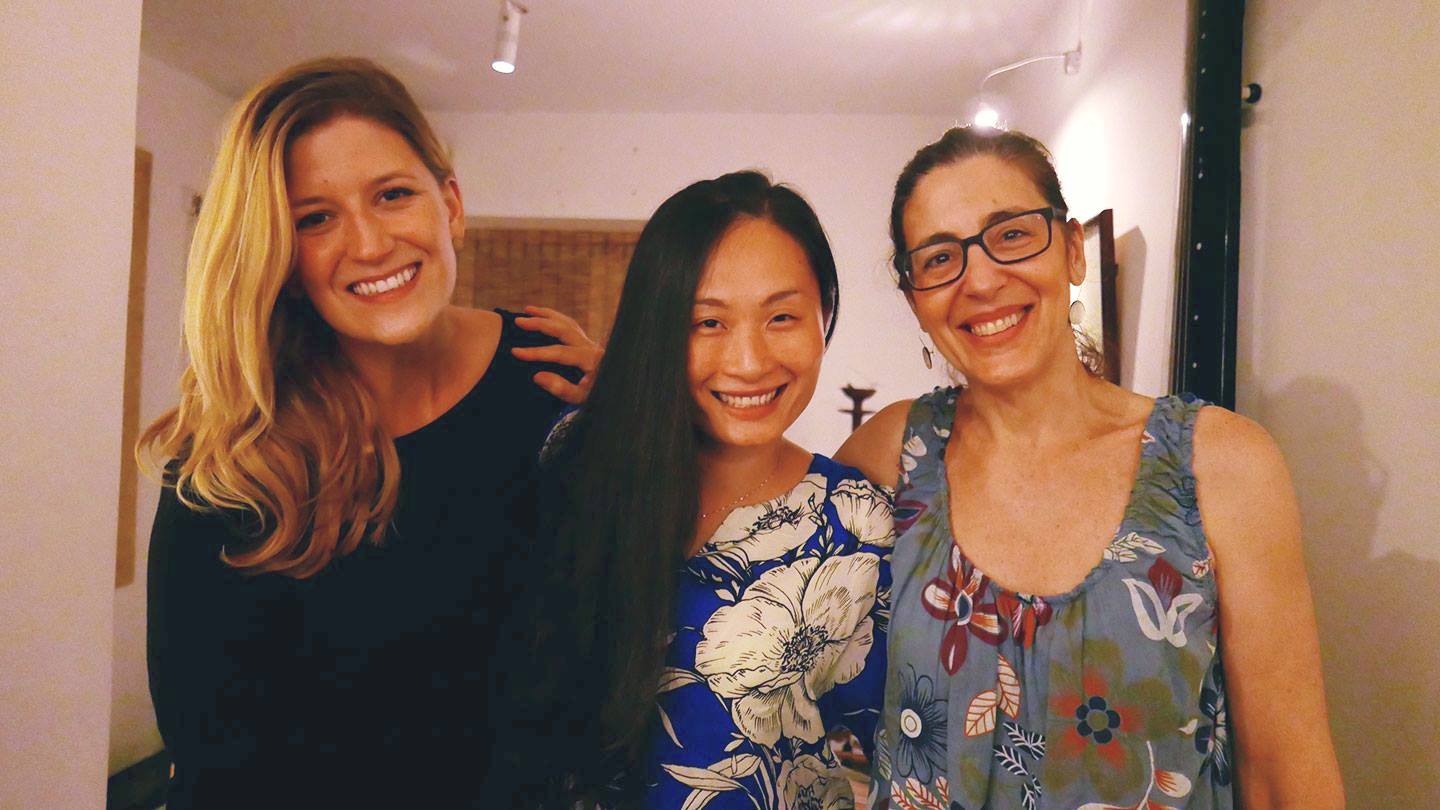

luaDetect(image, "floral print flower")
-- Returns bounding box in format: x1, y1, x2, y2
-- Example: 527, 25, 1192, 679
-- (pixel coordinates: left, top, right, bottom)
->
1074, 695, 1123, 745
829, 479, 896, 549
1047, 639, 1187, 797
1196, 658, 1232, 786
778, 753, 855, 810
922, 543, 1004, 674
703, 474, 827, 564
694, 553, 880, 746
996, 590, 1052, 647
892, 665, 949, 784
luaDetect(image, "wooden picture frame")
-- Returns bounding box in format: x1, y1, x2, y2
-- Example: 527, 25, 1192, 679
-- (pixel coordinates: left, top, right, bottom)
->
1075, 208, 1121, 384
115, 148, 152, 588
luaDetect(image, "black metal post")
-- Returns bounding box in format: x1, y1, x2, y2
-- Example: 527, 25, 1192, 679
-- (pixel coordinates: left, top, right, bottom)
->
1171, 0, 1245, 408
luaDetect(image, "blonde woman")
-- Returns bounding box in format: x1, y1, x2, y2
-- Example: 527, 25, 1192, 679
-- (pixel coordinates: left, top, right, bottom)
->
139, 58, 598, 809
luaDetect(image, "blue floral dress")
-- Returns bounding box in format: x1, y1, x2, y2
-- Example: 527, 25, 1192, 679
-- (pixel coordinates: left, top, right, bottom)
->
641, 454, 894, 809
871, 389, 1234, 810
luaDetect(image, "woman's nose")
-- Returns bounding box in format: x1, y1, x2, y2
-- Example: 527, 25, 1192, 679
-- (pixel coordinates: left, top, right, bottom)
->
960, 248, 1007, 298
724, 325, 774, 377
346, 210, 395, 262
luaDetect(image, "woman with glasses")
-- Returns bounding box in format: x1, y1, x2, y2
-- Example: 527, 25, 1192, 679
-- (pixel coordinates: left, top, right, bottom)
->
516, 172, 893, 808
139, 58, 599, 808
836, 127, 1343, 808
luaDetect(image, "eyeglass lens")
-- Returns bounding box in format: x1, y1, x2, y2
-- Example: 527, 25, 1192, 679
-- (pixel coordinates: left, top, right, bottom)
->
907, 211, 1052, 290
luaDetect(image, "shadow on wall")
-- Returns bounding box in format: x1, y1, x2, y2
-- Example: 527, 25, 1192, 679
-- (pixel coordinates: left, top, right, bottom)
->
1113, 226, 1146, 390
1261, 376, 1440, 803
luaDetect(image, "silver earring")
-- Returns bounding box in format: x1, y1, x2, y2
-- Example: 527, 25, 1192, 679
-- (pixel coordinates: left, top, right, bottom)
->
1069, 300, 1086, 325
921, 343, 933, 369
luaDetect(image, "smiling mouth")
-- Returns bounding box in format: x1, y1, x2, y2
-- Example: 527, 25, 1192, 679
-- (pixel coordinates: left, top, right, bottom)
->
713, 385, 786, 409
348, 263, 418, 297
964, 306, 1031, 337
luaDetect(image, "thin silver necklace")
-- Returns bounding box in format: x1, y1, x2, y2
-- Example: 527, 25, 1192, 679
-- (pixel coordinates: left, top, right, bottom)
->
699, 472, 776, 521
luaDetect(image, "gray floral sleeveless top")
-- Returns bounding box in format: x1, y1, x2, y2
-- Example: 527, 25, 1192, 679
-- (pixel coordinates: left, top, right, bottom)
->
870, 388, 1234, 810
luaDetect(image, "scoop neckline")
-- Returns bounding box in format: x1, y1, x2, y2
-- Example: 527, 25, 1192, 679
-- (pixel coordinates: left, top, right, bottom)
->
691, 452, 827, 559
929, 391, 1167, 605
393, 309, 509, 445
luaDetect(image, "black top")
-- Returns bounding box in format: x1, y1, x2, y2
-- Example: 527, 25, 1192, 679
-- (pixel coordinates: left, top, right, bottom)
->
147, 311, 571, 809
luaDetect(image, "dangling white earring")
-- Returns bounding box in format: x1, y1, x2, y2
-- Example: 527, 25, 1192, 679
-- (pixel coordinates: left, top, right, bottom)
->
1069, 300, 1086, 325
922, 345, 933, 369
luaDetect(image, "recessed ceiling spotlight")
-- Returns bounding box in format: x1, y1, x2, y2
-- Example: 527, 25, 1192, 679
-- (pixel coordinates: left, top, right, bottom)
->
491, 0, 528, 75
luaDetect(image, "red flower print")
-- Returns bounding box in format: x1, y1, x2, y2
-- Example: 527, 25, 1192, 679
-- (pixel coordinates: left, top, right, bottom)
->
996, 590, 1053, 648
921, 543, 1003, 674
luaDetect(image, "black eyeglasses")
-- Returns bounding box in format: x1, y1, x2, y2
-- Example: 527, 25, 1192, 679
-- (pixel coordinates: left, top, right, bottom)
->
900, 207, 1062, 291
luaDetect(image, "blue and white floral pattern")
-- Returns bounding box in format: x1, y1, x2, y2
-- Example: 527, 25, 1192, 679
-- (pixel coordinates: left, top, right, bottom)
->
641, 455, 893, 809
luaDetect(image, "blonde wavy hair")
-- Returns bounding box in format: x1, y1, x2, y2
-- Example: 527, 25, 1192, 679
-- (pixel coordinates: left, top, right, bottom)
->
138, 57, 455, 578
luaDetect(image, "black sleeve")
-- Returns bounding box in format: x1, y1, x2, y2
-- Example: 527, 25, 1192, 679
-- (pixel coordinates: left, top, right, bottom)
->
497, 307, 586, 387
146, 485, 299, 809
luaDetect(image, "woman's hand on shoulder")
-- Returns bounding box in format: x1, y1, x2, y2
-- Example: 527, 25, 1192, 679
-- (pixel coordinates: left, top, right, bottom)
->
833, 399, 913, 490
1194, 407, 1345, 807
511, 305, 603, 404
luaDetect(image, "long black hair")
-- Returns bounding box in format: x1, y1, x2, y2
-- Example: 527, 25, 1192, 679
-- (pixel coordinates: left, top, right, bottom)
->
525, 171, 838, 801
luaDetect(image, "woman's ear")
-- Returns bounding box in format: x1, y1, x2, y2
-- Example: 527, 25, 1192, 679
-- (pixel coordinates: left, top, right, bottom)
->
443, 176, 466, 243
1066, 218, 1087, 287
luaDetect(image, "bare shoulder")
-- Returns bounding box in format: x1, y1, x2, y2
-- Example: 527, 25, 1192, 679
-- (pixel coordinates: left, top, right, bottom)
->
1193, 405, 1300, 554
833, 398, 914, 489
1193, 405, 1290, 486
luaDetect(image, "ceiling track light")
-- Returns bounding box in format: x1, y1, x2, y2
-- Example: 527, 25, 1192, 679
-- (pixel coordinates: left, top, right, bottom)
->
491, 0, 528, 75
971, 0, 1086, 129
972, 45, 1082, 130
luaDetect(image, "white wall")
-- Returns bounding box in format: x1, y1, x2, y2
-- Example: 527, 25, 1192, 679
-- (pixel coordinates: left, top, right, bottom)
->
433, 111, 957, 454
107, 53, 236, 775
989, 0, 1190, 395
1238, 0, 1440, 802
0, 0, 143, 805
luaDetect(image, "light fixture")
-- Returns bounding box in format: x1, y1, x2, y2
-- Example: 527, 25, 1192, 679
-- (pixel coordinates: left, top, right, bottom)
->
491, 0, 528, 75
970, 0, 1085, 129
973, 104, 1001, 130
972, 45, 1082, 129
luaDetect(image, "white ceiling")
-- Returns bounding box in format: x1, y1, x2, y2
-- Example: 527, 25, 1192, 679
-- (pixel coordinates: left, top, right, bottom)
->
140, 0, 1079, 114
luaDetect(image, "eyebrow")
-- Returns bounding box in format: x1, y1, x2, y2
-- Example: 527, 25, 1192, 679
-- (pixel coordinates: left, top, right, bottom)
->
288, 171, 420, 209
694, 289, 805, 308
910, 206, 1040, 251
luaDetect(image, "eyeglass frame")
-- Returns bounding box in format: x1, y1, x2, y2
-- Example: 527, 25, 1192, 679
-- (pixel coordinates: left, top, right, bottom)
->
898, 206, 1066, 292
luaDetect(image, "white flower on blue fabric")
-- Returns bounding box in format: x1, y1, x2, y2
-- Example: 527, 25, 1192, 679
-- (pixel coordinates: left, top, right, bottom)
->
694, 553, 880, 747
777, 753, 855, 809
701, 474, 827, 565
829, 479, 896, 549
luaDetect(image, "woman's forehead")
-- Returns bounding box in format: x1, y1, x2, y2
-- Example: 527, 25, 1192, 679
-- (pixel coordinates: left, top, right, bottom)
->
904, 155, 1049, 237
285, 115, 419, 191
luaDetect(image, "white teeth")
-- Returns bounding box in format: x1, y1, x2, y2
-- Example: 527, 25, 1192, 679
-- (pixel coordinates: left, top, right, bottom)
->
970, 309, 1025, 337
350, 264, 417, 297
715, 388, 781, 409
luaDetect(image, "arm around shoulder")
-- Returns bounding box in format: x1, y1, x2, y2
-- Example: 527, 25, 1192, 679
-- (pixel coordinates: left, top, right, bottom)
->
1193, 407, 1345, 807
833, 399, 913, 490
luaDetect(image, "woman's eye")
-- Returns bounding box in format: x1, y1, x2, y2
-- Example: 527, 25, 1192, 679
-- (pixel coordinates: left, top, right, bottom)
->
695, 318, 722, 330
923, 251, 953, 270
295, 212, 329, 230
379, 187, 415, 203
772, 313, 797, 324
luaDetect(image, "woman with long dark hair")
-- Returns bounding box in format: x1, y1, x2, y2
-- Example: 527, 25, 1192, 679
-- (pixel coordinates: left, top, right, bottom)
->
525, 172, 894, 808
139, 57, 599, 809
836, 126, 1342, 808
